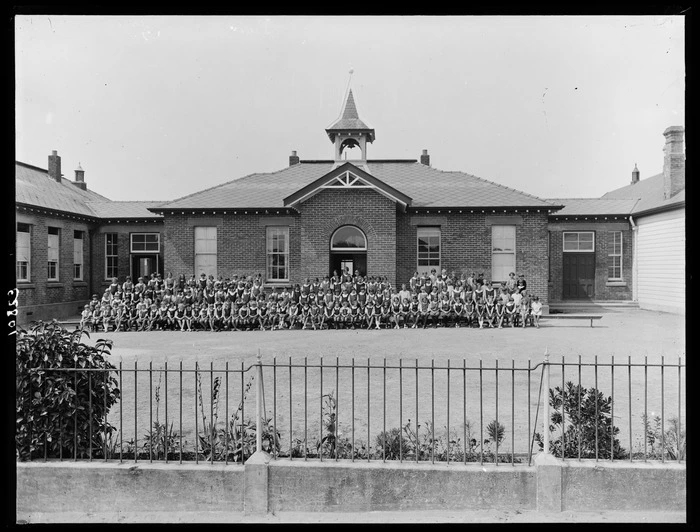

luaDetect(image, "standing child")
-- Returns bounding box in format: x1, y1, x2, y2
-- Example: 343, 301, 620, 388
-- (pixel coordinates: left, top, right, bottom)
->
519, 292, 531, 328
80, 304, 92, 330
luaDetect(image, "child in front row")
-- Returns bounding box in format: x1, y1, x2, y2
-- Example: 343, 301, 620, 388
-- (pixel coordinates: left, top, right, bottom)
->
530, 296, 543, 328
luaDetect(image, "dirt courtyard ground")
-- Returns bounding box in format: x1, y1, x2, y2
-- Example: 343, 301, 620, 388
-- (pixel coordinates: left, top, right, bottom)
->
83, 307, 685, 365
81, 307, 685, 458
41, 308, 685, 524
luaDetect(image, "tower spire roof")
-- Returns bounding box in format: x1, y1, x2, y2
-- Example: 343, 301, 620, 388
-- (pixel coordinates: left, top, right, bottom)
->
326, 87, 375, 143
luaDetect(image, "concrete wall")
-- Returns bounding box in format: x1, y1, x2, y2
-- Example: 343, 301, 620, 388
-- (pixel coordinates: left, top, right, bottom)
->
268, 460, 535, 513
17, 462, 245, 518
16, 456, 685, 520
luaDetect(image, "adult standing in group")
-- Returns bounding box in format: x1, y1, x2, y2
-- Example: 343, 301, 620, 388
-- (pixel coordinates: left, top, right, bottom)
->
505, 272, 517, 293
516, 273, 527, 294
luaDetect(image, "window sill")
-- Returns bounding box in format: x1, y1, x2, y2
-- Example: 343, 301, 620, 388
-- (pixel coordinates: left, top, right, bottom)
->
17, 283, 35, 290
606, 280, 627, 287
265, 282, 292, 289
47, 282, 64, 288
73, 281, 88, 287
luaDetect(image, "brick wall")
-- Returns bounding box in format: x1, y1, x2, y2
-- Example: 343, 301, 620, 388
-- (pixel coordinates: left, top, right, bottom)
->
298, 188, 397, 285
548, 221, 634, 301
15, 209, 96, 320
397, 211, 550, 305
92, 224, 165, 293
163, 214, 302, 282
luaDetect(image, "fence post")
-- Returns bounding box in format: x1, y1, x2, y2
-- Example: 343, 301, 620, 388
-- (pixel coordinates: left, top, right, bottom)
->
244, 350, 271, 516
543, 347, 550, 455
535, 347, 563, 513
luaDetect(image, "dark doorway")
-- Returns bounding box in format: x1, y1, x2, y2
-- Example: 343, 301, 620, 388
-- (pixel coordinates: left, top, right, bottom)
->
131, 254, 160, 281
330, 253, 367, 278
563, 253, 595, 299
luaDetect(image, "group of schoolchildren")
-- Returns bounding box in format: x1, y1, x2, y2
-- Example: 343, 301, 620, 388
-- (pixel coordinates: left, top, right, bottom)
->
79, 269, 543, 333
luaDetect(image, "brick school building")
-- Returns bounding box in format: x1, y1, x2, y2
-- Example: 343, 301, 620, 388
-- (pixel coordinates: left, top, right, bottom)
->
150, 89, 558, 311
15, 88, 685, 322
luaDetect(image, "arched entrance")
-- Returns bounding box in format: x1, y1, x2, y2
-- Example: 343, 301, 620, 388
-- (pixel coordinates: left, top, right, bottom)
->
329, 225, 367, 277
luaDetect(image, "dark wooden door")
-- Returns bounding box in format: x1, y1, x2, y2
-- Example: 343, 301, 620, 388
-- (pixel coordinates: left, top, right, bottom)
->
563, 253, 595, 299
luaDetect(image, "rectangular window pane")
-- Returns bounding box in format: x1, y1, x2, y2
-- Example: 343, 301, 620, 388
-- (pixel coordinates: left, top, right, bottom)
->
131, 233, 160, 252
48, 229, 59, 280
73, 233, 84, 280
266, 227, 289, 281
417, 227, 440, 273
492, 225, 515, 283
608, 231, 622, 279
17, 228, 30, 281
564, 232, 595, 252
105, 233, 118, 279
194, 227, 217, 278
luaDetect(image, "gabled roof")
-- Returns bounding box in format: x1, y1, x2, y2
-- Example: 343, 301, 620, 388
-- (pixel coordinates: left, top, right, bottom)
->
601, 173, 684, 215
325, 89, 376, 143
154, 160, 559, 211
15, 162, 109, 218
547, 198, 640, 217
283, 162, 412, 211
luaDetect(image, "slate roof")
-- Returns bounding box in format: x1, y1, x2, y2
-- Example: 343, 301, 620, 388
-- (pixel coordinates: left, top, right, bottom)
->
85, 201, 166, 219
547, 198, 640, 216
326, 89, 375, 142
15, 162, 110, 217
600, 172, 685, 215
16, 162, 163, 220
155, 161, 560, 211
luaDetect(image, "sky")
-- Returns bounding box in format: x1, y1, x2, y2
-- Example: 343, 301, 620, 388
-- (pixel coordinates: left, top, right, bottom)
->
15, 15, 685, 203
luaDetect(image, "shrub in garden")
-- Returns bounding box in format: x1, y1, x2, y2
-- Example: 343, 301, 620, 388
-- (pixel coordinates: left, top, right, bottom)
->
634, 413, 686, 460
195, 372, 281, 462
534, 381, 627, 459
16, 320, 121, 461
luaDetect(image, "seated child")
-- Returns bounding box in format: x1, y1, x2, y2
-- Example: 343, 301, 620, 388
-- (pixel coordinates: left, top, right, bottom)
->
530, 296, 543, 328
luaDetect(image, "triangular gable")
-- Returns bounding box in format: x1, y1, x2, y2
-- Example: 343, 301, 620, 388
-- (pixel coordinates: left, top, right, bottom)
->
283, 162, 412, 211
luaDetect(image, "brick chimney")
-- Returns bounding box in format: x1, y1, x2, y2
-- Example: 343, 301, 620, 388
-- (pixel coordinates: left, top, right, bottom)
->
48, 150, 62, 183
289, 150, 300, 166
420, 149, 430, 166
663, 126, 685, 199
631, 163, 640, 185
73, 163, 87, 190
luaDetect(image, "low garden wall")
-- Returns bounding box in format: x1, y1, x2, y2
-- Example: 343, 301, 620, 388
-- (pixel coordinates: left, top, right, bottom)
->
16, 454, 685, 520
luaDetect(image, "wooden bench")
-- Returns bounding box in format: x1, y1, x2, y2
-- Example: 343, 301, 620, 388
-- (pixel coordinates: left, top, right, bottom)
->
539, 314, 603, 328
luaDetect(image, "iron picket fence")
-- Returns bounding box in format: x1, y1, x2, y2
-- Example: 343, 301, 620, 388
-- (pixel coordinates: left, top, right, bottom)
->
19, 352, 685, 465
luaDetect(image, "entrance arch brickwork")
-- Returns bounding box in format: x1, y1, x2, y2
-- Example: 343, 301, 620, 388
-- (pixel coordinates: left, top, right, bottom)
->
298, 188, 397, 284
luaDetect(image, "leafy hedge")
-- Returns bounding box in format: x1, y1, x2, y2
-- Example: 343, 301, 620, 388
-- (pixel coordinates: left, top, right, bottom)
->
16, 321, 121, 461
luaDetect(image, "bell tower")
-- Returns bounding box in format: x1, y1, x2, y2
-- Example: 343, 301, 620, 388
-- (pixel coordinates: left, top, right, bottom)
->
325, 84, 375, 163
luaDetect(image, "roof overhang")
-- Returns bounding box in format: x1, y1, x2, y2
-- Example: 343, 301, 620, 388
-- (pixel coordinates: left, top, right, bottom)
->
325, 127, 376, 144
630, 199, 685, 218
283, 161, 412, 212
